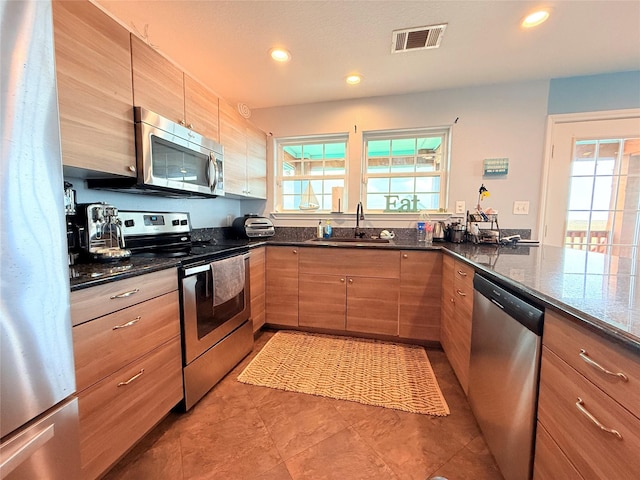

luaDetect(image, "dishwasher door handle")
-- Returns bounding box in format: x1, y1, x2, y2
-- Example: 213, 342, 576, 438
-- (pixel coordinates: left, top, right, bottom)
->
490, 298, 505, 310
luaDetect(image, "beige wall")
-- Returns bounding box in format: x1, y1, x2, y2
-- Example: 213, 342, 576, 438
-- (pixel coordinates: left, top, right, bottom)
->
250, 79, 549, 237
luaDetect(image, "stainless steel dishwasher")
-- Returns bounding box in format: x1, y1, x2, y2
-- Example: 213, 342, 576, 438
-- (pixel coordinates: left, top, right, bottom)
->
468, 274, 544, 480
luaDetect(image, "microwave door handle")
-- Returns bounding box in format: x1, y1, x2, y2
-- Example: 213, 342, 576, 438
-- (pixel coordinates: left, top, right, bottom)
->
208, 154, 218, 192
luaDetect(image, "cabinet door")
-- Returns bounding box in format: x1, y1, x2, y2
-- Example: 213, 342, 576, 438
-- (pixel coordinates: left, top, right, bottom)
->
246, 123, 268, 199
184, 73, 220, 141
265, 246, 299, 327
346, 276, 399, 336
440, 255, 473, 394
219, 99, 248, 196
78, 337, 183, 480
53, 0, 135, 176
399, 251, 442, 341
299, 274, 346, 330
249, 247, 266, 332
130, 35, 184, 124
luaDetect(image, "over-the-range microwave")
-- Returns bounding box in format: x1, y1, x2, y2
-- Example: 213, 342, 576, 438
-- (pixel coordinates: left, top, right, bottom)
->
88, 107, 224, 198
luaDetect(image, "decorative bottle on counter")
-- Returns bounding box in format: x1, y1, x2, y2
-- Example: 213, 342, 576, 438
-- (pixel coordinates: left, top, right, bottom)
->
317, 220, 323, 238
323, 220, 333, 238
417, 221, 426, 242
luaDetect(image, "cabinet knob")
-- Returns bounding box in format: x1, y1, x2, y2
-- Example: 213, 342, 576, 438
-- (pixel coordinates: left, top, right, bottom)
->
348, 278, 353, 284
456, 289, 466, 297
293, 249, 298, 254
188, 123, 194, 129
457, 270, 468, 277
179, 119, 186, 126
403, 254, 408, 258
340, 278, 345, 283
128, 165, 136, 172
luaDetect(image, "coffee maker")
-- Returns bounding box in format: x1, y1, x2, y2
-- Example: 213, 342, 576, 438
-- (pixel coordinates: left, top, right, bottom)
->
71, 203, 131, 262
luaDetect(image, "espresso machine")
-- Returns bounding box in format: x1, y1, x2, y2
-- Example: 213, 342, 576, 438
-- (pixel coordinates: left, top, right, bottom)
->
71, 203, 131, 261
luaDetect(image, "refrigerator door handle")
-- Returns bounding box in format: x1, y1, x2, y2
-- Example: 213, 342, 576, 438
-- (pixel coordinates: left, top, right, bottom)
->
0, 424, 55, 477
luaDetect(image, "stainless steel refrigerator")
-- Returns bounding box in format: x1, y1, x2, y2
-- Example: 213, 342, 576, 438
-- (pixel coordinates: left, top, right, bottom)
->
0, 0, 80, 478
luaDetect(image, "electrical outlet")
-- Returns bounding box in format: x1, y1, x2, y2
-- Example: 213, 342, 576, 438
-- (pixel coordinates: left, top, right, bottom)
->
455, 201, 466, 214
513, 201, 530, 215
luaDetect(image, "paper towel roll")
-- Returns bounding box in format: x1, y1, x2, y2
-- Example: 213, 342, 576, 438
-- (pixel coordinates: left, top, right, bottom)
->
331, 187, 343, 212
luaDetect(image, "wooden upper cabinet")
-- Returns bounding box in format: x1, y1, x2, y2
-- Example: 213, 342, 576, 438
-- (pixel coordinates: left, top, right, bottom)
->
53, 0, 136, 176
246, 123, 268, 198
130, 35, 184, 124
219, 99, 267, 199
183, 73, 220, 141
130, 37, 219, 140
219, 99, 248, 196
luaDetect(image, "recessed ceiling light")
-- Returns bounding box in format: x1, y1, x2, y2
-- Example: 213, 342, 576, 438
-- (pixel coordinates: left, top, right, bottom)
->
522, 9, 550, 28
346, 74, 362, 85
269, 48, 291, 63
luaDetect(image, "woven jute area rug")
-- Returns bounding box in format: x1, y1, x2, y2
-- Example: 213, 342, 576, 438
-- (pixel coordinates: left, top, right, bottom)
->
237, 331, 450, 416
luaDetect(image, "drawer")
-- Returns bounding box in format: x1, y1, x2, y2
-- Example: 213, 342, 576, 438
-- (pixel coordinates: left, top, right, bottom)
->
453, 260, 474, 289
77, 337, 183, 480
299, 248, 400, 278
544, 309, 640, 418
533, 422, 583, 480
73, 291, 180, 391
538, 347, 640, 480
71, 268, 177, 326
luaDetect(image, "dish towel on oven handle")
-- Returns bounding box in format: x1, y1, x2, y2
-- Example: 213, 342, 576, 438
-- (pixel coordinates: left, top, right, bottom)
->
210, 255, 245, 307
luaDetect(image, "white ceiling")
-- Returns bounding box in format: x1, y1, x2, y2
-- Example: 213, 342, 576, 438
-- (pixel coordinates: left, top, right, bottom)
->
95, 0, 640, 110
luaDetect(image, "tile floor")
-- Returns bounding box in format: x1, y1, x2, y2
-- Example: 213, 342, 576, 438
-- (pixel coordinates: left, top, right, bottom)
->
104, 329, 504, 480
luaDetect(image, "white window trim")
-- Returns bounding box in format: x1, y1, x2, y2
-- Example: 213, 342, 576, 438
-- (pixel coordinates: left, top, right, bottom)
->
274, 133, 349, 213
362, 126, 451, 214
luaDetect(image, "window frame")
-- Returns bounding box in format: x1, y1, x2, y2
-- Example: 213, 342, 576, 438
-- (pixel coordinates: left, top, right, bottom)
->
362, 127, 451, 214
274, 133, 349, 213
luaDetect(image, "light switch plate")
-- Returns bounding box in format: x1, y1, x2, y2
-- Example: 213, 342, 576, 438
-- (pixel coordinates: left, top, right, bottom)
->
513, 201, 529, 215
455, 201, 466, 214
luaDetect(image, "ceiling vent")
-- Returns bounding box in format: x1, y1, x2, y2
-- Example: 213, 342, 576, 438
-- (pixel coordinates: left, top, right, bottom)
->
391, 24, 447, 53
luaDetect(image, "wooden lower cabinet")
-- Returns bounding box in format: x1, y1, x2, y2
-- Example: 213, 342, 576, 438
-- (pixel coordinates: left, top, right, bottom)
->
440, 254, 474, 393
399, 250, 442, 341
71, 269, 182, 479
299, 273, 346, 330
265, 246, 299, 327
534, 309, 640, 479
533, 422, 583, 480
346, 276, 399, 336
249, 247, 266, 332
297, 248, 400, 337
78, 338, 183, 479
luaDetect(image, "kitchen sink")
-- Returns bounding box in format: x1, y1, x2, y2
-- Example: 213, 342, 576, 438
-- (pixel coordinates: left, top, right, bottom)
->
308, 237, 391, 244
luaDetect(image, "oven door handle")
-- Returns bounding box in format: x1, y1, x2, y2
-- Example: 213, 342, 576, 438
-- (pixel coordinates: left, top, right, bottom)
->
184, 264, 211, 276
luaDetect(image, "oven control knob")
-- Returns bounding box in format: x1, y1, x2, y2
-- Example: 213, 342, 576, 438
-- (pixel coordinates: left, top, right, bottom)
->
172, 219, 180, 226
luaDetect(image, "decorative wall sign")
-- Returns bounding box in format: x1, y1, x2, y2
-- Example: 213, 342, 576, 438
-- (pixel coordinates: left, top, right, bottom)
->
483, 158, 509, 176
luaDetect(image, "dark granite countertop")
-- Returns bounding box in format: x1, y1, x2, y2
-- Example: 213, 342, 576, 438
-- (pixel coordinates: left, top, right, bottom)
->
70, 238, 639, 351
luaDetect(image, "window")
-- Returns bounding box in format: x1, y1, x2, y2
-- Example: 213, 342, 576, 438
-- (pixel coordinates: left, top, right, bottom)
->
363, 128, 450, 213
565, 137, 640, 257
275, 135, 347, 212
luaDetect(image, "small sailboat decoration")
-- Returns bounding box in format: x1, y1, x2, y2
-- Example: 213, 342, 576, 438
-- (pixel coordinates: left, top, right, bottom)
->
299, 182, 320, 211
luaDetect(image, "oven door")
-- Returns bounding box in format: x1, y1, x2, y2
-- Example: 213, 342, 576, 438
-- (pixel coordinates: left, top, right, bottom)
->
181, 254, 250, 364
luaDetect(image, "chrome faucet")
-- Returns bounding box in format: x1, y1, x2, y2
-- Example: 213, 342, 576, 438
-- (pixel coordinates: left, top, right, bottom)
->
355, 202, 365, 238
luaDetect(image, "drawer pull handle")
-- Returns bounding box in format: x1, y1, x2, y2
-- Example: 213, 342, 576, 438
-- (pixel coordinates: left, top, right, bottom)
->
457, 270, 468, 277
456, 289, 466, 297
112, 316, 141, 330
579, 349, 629, 382
575, 397, 623, 440
117, 369, 145, 387
110, 288, 140, 299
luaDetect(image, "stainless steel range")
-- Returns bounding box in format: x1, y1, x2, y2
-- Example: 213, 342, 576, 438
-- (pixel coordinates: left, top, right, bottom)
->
120, 210, 254, 410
